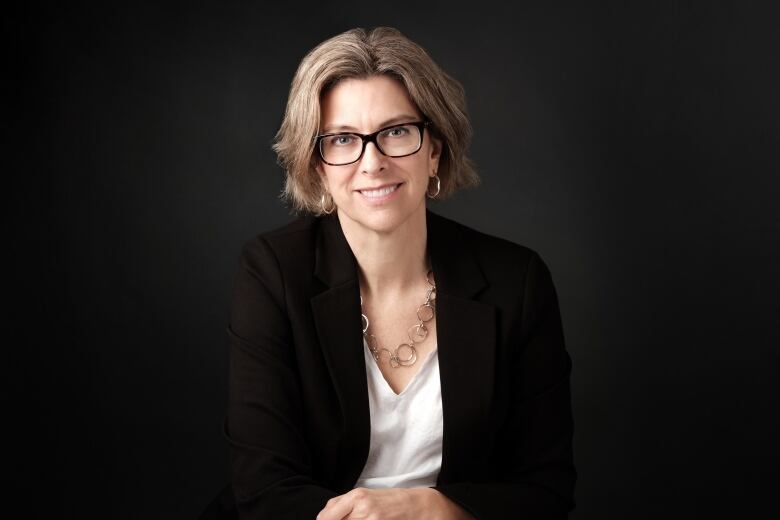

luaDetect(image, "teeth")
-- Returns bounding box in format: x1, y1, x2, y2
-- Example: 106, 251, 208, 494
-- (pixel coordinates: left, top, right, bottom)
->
361, 184, 398, 198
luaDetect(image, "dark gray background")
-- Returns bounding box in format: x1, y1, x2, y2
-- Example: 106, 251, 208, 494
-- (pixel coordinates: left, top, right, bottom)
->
10, 1, 779, 518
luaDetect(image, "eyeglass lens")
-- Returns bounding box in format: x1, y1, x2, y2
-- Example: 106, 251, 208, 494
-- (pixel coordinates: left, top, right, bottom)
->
320, 124, 422, 165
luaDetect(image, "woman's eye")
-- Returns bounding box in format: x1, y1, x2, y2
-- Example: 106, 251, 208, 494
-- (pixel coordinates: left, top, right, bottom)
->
386, 126, 409, 137
330, 135, 355, 146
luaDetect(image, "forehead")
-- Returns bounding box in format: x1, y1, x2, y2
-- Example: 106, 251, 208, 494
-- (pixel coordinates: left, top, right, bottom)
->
320, 75, 421, 132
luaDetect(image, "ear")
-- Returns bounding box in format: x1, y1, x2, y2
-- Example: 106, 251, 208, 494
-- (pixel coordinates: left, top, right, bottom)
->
428, 136, 443, 173
314, 161, 328, 185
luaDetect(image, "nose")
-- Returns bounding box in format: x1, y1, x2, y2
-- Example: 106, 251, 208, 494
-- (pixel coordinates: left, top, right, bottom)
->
359, 141, 386, 176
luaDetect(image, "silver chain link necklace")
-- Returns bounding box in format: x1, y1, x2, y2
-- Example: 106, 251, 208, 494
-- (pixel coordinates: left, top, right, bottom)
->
360, 270, 436, 368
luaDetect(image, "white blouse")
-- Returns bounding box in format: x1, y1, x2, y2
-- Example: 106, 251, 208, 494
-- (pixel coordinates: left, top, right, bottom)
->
355, 338, 443, 489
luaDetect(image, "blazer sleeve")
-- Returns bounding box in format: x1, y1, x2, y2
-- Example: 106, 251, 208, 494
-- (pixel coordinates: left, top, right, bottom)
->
432, 251, 577, 519
224, 236, 338, 519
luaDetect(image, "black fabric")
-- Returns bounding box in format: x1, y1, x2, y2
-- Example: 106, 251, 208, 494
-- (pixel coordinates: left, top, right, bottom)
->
223, 209, 576, 519
199, 484, 238, 520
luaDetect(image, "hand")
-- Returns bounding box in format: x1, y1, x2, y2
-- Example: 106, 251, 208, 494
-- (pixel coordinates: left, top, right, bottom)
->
316, 487, 474, 520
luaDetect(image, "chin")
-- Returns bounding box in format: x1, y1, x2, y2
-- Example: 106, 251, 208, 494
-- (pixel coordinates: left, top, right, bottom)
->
361, 214, 406, 234
340, 207, 412, 235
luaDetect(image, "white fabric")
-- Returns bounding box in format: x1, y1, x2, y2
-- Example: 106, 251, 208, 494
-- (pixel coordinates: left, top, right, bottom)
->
355, 338, 443, 489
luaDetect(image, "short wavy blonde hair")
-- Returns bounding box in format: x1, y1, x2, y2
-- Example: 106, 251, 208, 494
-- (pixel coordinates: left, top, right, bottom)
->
272, 27, 480, 215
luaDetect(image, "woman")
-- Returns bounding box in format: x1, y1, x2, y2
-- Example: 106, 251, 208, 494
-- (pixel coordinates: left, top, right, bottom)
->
224, 27, 576, 519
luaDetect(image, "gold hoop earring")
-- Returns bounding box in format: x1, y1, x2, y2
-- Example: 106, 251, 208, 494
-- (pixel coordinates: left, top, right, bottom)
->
320, 192, 336, 214
426, 174, 441, 199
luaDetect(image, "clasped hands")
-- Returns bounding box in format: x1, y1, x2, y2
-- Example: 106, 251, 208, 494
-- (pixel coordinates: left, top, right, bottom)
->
316, 487, 474, 520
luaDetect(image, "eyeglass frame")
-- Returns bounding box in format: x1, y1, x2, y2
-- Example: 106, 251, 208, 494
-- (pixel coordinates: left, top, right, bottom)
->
314, 121, 432, 166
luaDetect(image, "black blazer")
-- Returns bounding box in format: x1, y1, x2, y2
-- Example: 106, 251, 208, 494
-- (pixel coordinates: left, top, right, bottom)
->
224, 209, 576, 519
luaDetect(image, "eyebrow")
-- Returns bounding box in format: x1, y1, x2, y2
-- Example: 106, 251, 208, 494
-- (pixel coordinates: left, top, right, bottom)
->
321, 115, 420, 134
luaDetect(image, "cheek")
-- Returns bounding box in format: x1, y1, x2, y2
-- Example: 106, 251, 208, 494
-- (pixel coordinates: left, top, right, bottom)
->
318, 166, 338, 186
322, 167, 356, 191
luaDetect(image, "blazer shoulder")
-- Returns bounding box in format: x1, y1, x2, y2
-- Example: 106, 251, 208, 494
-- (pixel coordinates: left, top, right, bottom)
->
239, 213, 318, 264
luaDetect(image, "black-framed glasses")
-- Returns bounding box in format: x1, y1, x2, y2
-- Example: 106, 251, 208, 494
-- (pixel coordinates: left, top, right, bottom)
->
315, 121, 431, 166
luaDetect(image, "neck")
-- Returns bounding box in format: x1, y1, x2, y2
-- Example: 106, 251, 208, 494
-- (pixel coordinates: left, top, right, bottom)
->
337, 206, 429, 298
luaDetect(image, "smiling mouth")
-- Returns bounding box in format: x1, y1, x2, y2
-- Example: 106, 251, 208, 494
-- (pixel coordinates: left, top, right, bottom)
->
358, 183, 402, 198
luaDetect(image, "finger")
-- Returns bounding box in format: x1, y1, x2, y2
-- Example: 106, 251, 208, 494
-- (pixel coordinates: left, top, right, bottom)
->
317, 493, 354, 520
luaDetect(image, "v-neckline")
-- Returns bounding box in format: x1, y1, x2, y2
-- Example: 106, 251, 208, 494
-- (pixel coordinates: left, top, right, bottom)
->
363, 340, 439, 397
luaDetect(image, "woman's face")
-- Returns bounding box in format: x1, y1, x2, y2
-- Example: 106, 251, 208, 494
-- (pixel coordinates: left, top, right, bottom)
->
315, 75, 441, 235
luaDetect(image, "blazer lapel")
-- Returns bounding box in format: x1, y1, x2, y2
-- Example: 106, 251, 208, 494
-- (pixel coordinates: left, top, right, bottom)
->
310, 210, 497, 487
427, 210, 497, 482
310, 214, 370, 491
